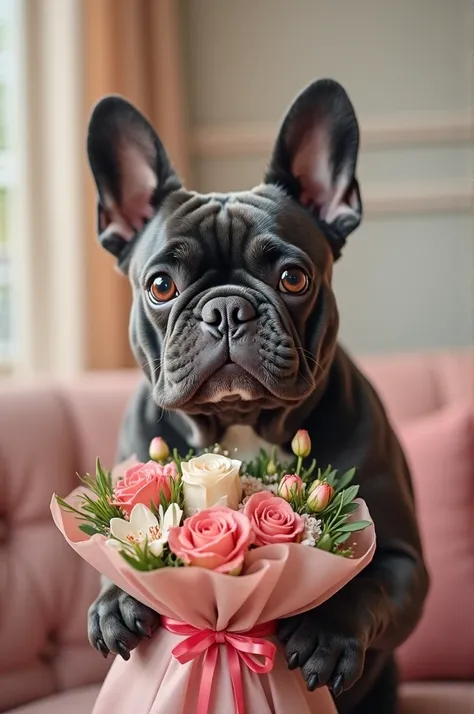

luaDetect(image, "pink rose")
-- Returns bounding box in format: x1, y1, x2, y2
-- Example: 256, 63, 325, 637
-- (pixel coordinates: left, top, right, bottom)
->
277, 474, 304, 502
243, 491, 305, 546
168, 506, 253, 574
112, 461, 177, 516
111, 454, 139, 486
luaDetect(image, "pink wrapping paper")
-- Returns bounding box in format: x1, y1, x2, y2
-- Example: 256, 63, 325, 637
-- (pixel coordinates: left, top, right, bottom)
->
51, 496, 375, 714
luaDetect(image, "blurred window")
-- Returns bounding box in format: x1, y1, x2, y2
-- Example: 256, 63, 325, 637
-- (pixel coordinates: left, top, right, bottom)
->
0, 0, 15, 371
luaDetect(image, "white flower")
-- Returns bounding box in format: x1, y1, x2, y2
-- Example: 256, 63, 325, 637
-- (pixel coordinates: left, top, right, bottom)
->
301, 513, 322, 547
109, 503, 183, 557
238, 479, 280, 508
239, 475, 281, 503
181, 453, 242, 514
240, 475, 266, 498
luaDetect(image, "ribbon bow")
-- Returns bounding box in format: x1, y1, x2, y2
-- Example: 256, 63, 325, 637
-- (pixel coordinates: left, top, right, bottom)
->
162, 617, 277, 714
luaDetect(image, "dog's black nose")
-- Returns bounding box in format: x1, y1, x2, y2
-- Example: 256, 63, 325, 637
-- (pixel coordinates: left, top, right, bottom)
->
201, 296, 256, 334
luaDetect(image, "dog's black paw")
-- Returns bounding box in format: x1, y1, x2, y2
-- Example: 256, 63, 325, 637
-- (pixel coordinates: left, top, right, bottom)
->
88, 584, 160, 659
278, 611, 366, 696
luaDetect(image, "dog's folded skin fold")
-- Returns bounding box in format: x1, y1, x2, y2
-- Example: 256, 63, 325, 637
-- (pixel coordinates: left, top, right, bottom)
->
85, 78, 429, 714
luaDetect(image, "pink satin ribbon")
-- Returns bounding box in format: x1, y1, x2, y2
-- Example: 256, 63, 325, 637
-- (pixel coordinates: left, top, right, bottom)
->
162, 617, 277, 714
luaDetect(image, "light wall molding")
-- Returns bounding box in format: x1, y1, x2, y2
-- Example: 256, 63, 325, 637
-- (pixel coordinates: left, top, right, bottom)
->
361, 184, 472, 217
191, 112, 473, 158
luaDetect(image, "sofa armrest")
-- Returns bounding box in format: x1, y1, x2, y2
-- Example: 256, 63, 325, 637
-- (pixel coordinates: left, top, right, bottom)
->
0, 376, 139, 711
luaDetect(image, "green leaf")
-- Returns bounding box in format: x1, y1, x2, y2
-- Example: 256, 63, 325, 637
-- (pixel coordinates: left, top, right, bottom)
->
334, 467, 356, 494
329, 503, 362, 530
340, 502, 360, 515
164, 551, 185, 568
119, 546, 166, 572
316, 533, 334, 552
302, 459, 317, 481
160, 490, 168, 511
56, 476, 124, 534
333, 532, 351, 545
55, 494, 82, 513
95, 458, 110, 496
336, 520, 372, 533
79, 523, 102, 536
119, 551, 154, 572
331, 516, 355, 531
340, 485, 360, 505
324, 469, 338, 487
173, 448, 184, 478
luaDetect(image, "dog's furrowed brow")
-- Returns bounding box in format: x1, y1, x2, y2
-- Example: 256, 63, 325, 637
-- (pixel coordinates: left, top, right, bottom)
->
155, 238, 203, 267
139, 238, 204, 284
245, 234, 312, 272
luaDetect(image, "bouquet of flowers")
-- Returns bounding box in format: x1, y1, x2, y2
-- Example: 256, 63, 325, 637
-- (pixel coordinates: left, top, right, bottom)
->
51, 430, 375, 714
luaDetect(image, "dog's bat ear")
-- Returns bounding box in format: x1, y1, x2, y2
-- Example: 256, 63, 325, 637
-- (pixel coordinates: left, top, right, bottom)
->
87, 95, 181, 266
265, 79, 362, 260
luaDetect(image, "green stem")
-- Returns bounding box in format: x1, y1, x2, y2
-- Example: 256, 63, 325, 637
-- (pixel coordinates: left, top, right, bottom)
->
296, 456, 303, 476
325, 494, 344, 529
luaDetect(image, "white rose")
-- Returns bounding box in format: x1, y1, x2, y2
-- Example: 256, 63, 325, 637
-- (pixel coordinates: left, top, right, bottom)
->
181, 453, 242, 514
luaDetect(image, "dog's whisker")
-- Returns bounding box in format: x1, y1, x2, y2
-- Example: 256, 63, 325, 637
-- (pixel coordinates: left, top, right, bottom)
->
294, 346, 322, 372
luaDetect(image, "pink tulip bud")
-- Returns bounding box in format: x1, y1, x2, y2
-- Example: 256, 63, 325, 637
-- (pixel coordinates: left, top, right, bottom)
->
307, 482, 334, 512
149, 437, 170, 462
306, 479, 323, 497
291, 430, 311, 458
278, 474, 304, 502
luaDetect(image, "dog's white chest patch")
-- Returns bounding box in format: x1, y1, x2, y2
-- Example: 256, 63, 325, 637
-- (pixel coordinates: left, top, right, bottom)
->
220, 425, 290, 463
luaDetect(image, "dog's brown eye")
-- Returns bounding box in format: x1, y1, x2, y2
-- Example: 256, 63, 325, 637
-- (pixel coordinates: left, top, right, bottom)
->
148, 274, 179, 304
279, 268, 309, 295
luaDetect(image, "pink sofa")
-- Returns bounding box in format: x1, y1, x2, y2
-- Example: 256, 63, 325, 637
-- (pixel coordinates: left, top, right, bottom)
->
0, 350, 473, 713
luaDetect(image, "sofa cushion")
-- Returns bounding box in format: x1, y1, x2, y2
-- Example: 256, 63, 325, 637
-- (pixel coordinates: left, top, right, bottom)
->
395, 403, 474, 680
7, 681, 474, 714
399, 682, 474, 714
0, 383, 112, 712
6, 685, 100, 714
358, 351, 473, 426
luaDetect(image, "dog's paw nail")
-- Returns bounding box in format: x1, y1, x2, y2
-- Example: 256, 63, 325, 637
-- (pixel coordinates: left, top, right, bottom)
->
331, 674, 344, 698
116, 642, 130, 661
288, 652, 299, 670
96, 638, 109, 658
135, 620, 151, 638
307, 674, 319, 692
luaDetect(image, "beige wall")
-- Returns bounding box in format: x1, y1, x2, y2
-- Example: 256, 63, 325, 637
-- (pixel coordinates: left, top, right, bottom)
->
181, 0, 473, 355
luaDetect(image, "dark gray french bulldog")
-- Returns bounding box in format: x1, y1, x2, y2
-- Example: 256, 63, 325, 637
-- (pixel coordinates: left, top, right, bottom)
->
86, 79, 428, 714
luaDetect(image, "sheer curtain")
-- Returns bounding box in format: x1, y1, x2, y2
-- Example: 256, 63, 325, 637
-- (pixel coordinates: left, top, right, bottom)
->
12, 0, 189, 375
12, 0, 84, 375
83, 0, 190, 370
